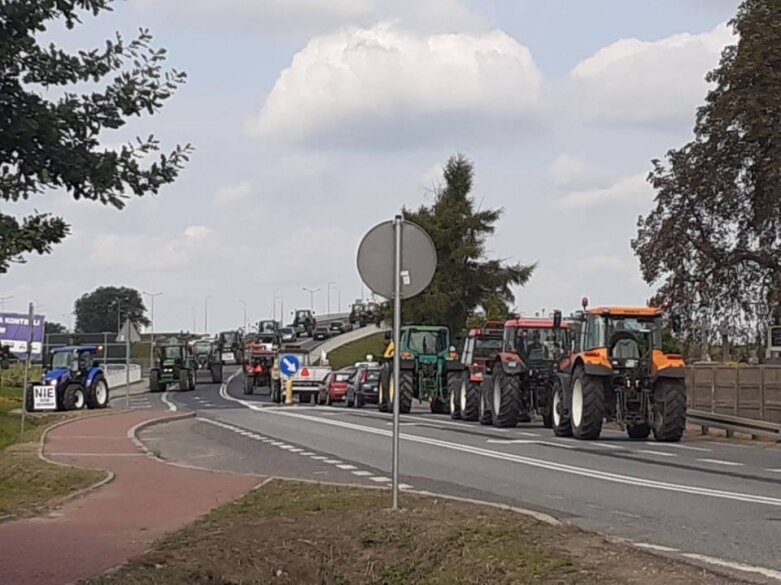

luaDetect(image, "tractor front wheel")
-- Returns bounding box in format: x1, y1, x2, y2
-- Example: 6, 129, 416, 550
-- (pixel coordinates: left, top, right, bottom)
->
399, 370, 413, 414
378, 365, 391, 413
570, 368, 604, 440
87, 375, 109, 409
149, 370, 161, 393
491, 369, 521, 428
62, 384, 86, 411
211, 364, 224, 384
652, 378, 686, 442
478, 377, 493, 425
551, 378, 572, 437
244, 375, 253, 395
460, 379, 481, 422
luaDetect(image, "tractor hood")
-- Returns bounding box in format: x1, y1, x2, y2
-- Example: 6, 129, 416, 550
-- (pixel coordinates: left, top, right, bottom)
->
417, 354, 438, 363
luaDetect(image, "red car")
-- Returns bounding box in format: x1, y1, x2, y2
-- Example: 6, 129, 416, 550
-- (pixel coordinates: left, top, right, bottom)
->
318, 369, 353, 405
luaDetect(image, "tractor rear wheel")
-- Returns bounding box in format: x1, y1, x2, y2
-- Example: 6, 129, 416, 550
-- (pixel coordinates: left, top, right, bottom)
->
244, 375, 253, 395
448, 372, 462, 420
378, 365, 390, 413
62, 384, 86, 411
271, 381, 282, 404
652, 378, 686, 442
399, 370, 413, 414
551, 378, 572, 437
491, 369, 521, 428
211, 364, 223, 384
149, 370, 161, 393
86, 375, 109, 409
478, 377, 493, 425
179, 370, 191, 392
460, 379, 480, 422
570, 368, 604, 440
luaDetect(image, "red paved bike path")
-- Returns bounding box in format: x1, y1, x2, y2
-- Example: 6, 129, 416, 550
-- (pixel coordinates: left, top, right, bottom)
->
0, 411, 261, 585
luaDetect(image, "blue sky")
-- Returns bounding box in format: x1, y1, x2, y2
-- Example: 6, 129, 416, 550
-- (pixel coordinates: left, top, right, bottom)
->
3, 0, 741, 332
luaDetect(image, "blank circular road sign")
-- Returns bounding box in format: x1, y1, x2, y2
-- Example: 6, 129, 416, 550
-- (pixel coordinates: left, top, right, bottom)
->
357, 219, 437, 299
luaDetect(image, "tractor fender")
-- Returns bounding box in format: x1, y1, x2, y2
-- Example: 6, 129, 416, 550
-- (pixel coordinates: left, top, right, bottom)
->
583, 363, 613, 377
85, 367, 103, 388
555, 372, 571, 392
495, 352, 526, 375
653, 366, 686, 380
400, 359, 416, 371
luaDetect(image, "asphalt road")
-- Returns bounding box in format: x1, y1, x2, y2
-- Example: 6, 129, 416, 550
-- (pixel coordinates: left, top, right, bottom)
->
154, 364, 781, 584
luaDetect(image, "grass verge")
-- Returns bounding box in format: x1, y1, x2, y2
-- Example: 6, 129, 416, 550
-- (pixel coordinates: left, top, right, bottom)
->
328, 332, 388, 370
0, 391, 104, 519
85, 481, 733, 585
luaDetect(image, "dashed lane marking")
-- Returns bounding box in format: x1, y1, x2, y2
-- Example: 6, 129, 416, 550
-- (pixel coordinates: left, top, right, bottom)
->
637, 449, 677, 458
352, 470, 373, 477
645, 442, 711, 452
485, 439, 576, 450
633, 542, 679, 553
370, 476, 391, 483
697, 458, 744, 467
337, 464, 357, 470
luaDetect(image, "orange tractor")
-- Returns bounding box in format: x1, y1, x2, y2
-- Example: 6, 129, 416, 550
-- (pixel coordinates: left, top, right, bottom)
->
483, 314, 572, 427
551, 299, 686, 441
243, 342, 275, 395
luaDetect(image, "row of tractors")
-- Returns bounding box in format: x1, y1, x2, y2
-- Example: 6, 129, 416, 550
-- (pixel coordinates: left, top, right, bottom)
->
376, 299, 687, 442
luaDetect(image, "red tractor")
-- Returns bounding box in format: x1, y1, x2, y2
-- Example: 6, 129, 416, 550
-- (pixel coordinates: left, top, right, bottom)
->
480, 311, 572, 428
449, 321, 505, 421
243, 342, 275, 395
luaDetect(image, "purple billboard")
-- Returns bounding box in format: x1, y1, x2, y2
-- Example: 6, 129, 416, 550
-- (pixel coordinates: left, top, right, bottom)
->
0, 313, 46, 361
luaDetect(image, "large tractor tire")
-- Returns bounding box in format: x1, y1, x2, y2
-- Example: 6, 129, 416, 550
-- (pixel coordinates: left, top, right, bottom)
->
541, 385, 554, 429
448, 372, 462, 420
478, 377, 493, 425
570, 368, 604, 440
243, 375, 253, 395
430, 398, 448, 415
24, 386, 34, 412
179, 370, 191, 392
149, 370, 161, 393
211, 364, 224, 384
551, 378, 572, 437
86, 374, 109, 409
627, 424, 651, 439
491, 369, 521, 428
378, 364, 391, 413
652, 378, 686, 442
62, 384, 86, 411
271, 381, 282, 404
460, 378, 481, 422
398, 370, 413, 414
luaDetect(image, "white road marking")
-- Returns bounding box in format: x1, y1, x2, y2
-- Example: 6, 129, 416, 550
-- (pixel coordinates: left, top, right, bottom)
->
270, 442, 284, 446
399, 483, 414, 490
645, 442, 711, 452
518, 432, 541, 437
161, 391, 177, 412
681, 553, 781, 581
637, 450, 677, 458
370, 476, 391, 483
767, 469, 781, 473
351, 470, 373, 477
310, 455, 327, 460
257, 408, 781, 508
697, 458, 744, 467
323, 459, 342, 464
300, 452, 315, 456
633, 542, 679, 553
485, 439, 576, 450
288, 448, 303, 453
279, 445, 295, 450
585, 442, 623, 450
337, 464, 357, 470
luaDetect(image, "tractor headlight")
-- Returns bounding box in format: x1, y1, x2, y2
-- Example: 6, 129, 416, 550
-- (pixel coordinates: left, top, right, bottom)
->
48, 379, 58, 386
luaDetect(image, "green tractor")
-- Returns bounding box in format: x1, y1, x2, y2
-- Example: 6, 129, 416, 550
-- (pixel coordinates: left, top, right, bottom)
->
191, 339, 223, 384
377, 325, 461, 414
149, 337, 196, 392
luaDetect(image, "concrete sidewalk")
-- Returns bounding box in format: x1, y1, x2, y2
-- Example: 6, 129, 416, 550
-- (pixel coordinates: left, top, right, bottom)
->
0, 411, 261, 585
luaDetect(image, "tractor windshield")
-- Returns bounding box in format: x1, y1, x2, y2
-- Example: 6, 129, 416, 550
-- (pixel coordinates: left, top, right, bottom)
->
474, 338, 503, 359
606, 316, 662, 350
296, 311, 311, 320
407, 328, 449, 354
162, 346, 183, 361
512, 328, 565, 361
221, 332, 237, 344
193, 343, 211, 354
51, 350, 75, 369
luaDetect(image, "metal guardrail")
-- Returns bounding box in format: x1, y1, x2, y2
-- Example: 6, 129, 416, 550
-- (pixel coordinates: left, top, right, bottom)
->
687, 409, 781, 440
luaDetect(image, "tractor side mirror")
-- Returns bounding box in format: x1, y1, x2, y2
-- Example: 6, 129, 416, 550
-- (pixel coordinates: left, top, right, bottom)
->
553, 310, 562, 329
671, 315, 682, 334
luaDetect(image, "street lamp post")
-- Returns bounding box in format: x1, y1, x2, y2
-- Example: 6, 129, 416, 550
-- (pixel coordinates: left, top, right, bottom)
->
328, 282, 341, 314
191, 308, 196, 333
143, 292, 162, 372
302, 287, 320, 312
239, 300, 247, 331
204, 295, 213, 334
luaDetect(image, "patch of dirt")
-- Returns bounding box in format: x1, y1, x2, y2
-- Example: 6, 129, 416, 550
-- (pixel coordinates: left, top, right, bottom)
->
84, 481, 747, 585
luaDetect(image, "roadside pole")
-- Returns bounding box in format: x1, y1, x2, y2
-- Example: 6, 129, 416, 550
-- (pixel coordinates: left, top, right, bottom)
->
391, 215, 402, 509
125, 325, 130, 409
20, 302, 34, 437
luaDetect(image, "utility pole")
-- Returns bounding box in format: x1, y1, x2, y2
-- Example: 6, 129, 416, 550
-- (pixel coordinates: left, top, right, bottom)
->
302, 287, 320, 312
116, 301, 122, 334
191, 308, 196, 333
143, 292, 162, 372
239, 299, 247, 331
204, 295, 213, 334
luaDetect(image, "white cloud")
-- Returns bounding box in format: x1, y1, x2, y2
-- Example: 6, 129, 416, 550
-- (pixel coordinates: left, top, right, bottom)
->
214, 181, 253, 207
556, 172, 652, 210
136, 0, 484, 37
250, 24, 543, 146
569, 22, 734, 124
184, 225, 214, 240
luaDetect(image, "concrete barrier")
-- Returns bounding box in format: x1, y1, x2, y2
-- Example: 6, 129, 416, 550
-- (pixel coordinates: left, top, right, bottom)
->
101, 364, 142, 389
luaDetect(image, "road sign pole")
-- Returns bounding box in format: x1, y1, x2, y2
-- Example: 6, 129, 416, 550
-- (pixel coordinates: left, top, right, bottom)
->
392, 215, 402, 510
20, 302, 34, 437
125, 322, 131, 409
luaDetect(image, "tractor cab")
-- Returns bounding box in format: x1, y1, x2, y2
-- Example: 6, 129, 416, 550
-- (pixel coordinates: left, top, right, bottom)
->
45, 345, 101, 383
503, 317, 570, 368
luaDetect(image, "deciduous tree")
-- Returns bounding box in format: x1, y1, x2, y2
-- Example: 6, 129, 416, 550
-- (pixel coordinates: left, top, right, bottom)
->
74, 286, 149, 333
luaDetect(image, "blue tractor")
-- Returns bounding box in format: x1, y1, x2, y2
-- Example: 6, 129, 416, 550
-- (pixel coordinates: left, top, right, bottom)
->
25, 345, 110, 412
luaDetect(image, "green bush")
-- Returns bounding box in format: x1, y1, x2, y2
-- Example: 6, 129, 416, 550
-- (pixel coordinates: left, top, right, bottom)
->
1, 363, 43, 390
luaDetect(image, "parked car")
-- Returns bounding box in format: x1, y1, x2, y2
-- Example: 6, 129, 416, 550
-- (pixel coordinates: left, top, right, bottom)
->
318, 368, 354, 405
313, 326, 331, 341
329, 320, 345, 335
278, 327, 297, 343
346, 364, 382, 408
